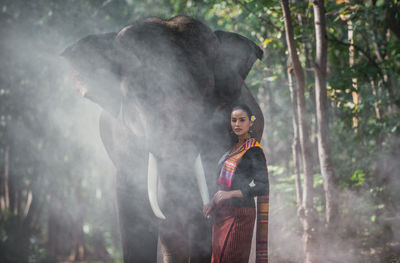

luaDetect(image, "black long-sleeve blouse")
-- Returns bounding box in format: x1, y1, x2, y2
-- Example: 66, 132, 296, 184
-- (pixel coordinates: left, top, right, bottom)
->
216, 147, 269, 208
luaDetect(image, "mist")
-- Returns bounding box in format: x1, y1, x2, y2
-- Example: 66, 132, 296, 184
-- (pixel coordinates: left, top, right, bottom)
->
1, 1, 399, 263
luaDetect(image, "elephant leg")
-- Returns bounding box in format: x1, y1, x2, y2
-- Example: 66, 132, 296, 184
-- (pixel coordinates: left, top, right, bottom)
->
115, 170, 158, 263
159, 211, 190, 263
187, 210, 212, 263
158, 179, 211, 262
99, 111, 158, 263
159, 204, 211, 263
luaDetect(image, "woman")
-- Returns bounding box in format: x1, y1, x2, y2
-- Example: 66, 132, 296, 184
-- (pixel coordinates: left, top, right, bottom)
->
203, 104, 269, 263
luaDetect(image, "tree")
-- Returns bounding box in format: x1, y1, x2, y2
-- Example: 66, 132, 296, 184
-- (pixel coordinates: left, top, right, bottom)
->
311, 0, 339, 232
281, 1, 319, 262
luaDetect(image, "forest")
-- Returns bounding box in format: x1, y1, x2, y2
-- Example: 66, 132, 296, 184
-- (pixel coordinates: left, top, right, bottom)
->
0, 0, 399, 262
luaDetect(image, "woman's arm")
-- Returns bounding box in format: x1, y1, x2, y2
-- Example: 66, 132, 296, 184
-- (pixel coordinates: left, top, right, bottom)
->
203, 190, 241, 217
240, 147, 269, 197
212, 189, 243, 205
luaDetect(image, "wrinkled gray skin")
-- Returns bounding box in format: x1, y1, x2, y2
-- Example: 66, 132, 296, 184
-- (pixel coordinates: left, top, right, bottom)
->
62, 16, 264, 263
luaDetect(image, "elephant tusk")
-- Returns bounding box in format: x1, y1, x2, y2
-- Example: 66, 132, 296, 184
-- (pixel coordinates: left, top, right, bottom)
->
147, 152, 166, 220
194, 154, 210, 206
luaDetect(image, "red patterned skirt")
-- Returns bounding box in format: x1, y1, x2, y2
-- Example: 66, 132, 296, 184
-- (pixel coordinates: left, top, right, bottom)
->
211, 205, 256, 263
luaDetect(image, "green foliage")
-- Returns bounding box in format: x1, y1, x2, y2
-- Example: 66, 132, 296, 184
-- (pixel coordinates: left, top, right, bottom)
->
351, 169, 366, 187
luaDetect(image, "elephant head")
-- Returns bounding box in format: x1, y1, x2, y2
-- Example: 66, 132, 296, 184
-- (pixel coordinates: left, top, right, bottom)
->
62, 16, 263, 263
62, 32, 122, 117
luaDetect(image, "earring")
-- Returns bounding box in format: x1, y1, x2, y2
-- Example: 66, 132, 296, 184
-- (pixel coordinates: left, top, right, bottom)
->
249, 127, 255, 138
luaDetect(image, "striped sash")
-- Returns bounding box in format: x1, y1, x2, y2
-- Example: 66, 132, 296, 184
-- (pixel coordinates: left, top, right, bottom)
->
217, 138, 259, 190
256, 195, 269, 263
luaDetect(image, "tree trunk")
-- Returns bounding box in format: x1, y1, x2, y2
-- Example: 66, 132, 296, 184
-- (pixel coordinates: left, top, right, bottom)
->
70, 179, 86, 261
341, 9, 360, 129
281, 1, 319, 262
295, 2, 319, 171
312, 0, 339, 232
22, 190, 32, 218
9, 170, 17, 216
370, 2, 389, 133
3, 146, 10, 214
288, 66, 303, 209
47, 206, 58, 259
385, 0, 400, 41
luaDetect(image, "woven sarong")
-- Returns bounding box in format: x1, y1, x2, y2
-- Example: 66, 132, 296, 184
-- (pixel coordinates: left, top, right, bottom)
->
214, 138, 269, 263
212, 206, 256, 263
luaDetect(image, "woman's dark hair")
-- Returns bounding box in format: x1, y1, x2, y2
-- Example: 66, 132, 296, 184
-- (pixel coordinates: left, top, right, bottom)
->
231, 104, 253, 119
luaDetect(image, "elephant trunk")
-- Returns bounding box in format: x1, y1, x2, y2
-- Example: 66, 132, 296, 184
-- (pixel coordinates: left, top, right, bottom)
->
147, 153, 210, 219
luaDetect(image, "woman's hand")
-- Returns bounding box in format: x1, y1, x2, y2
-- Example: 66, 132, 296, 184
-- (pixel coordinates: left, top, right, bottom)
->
203, 203, 214, 218
212, 190, 244, 205
213, 190, 233, 205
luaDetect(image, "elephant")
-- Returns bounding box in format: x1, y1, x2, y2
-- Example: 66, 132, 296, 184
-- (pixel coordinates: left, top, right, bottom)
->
62, 16, 264, 263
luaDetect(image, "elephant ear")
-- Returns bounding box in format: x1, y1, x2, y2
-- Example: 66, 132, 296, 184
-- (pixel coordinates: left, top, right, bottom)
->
62, 32, 122, 117
213, 30, 263, 103
62, 32, 118, 73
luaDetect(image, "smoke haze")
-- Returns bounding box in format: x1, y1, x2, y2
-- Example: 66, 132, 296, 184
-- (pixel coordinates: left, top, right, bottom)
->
0, 1, 399, 263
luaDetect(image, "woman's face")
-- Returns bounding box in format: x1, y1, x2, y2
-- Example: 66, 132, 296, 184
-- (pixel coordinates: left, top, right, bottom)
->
231, 109, 253, 138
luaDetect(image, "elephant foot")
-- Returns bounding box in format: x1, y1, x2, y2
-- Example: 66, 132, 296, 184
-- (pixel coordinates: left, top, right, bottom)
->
160, 233, 189, 263
161, 252, 189, 263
